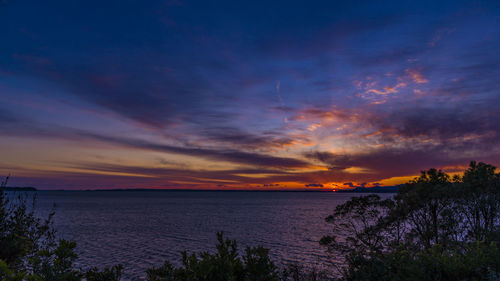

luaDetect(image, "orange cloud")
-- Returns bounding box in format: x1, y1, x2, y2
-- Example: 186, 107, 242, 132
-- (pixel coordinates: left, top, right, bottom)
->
407, 69, 428, 84
366, 82, 407, 95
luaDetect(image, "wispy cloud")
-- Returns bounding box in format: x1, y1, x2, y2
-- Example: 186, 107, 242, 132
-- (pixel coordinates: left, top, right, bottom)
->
0, 0, 499, 189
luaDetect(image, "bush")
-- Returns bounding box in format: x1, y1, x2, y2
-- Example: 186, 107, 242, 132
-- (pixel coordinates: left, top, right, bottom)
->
0, 176, 122, 280
146, 232, 279, 281
85, 264, 123, 281
321, 162, 500, 280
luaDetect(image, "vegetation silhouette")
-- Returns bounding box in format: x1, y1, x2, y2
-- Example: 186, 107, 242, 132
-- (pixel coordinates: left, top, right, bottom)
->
321, 161, 500, 280
0, 161, 499, 280
0, 176, 326, 281
0, 176, 122, 281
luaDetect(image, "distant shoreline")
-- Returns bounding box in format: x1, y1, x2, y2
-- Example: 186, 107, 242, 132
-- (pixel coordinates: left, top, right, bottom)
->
37, 188, 337, 192
2, 187, 38, 191
11, 187, 398, 193
335, 185, 400, 193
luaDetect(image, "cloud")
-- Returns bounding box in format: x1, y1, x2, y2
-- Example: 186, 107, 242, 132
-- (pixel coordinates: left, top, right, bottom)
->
305, 183, 323, 188
1, 0, 500, 189
304, 144, 500, 182
342, 182, 366, 188
81, 133, 311, 169
406, 69, 428, 84
197, 126, 295, 149
20, 161, 293, 189
0, 113, 312, 169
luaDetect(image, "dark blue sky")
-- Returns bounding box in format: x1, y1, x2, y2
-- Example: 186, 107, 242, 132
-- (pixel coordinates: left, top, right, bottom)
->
1, 0, 499, 189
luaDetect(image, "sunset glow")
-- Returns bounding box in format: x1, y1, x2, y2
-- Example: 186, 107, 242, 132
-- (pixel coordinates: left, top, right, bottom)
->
1, 0, 499, 189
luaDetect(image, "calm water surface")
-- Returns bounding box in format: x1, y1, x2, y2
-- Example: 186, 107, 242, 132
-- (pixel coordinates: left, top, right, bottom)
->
34, 191, 375, 280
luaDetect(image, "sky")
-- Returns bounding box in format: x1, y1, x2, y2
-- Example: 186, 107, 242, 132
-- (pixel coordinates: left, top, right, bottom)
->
0, 0, 499, 190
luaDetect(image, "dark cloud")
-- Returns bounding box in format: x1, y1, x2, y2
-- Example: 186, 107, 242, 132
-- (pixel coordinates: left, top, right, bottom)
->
304, 145, 500, 181
263, 184, 279, 187
0, 114, 312, 169
5, 53, 216, 129
305, 183, 323, 188
31, 162, 290, 189
79, 133, 310, 169
369, 103, 500, 151
0, 109, 18, 123
1, 0, 500, 189
198, 127, 295, 149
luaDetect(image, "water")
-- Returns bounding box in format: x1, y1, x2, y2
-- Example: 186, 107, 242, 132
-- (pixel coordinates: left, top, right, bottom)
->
33, 191, 367, 280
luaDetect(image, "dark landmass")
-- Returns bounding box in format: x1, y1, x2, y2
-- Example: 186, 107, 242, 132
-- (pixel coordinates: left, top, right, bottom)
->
46, 188, 336, 192
335, 185, 399, 193
3, 186, 38, 191
39, 187, 400, 192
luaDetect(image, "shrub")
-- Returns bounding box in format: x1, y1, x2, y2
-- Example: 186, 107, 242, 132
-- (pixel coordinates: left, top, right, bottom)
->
321, 162, 500, 280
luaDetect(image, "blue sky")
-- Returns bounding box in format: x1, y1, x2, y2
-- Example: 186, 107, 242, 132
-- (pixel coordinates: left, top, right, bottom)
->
1, 0, 499, 189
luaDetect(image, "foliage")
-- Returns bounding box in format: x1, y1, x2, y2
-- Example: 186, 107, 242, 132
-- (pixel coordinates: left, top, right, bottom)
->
0, 259, 23, 281
146, 232, 279, 281
321, 161, 500, 280
279, 264, 329, 281
0, 176, 122, 280
146, 233, 330, 281
0, 176, 56, 271
28, 239, 81, 281
85, 264, 123, 281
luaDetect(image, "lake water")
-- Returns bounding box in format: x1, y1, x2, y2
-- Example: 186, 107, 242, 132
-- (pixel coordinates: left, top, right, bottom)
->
33, 191, 371, 280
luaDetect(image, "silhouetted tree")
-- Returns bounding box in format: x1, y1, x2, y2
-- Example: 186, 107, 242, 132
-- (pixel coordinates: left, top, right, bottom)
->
0, 176, 122, 280
146, 232, 279, 281
459, 161, 500, 242
321, 162, 500, 280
